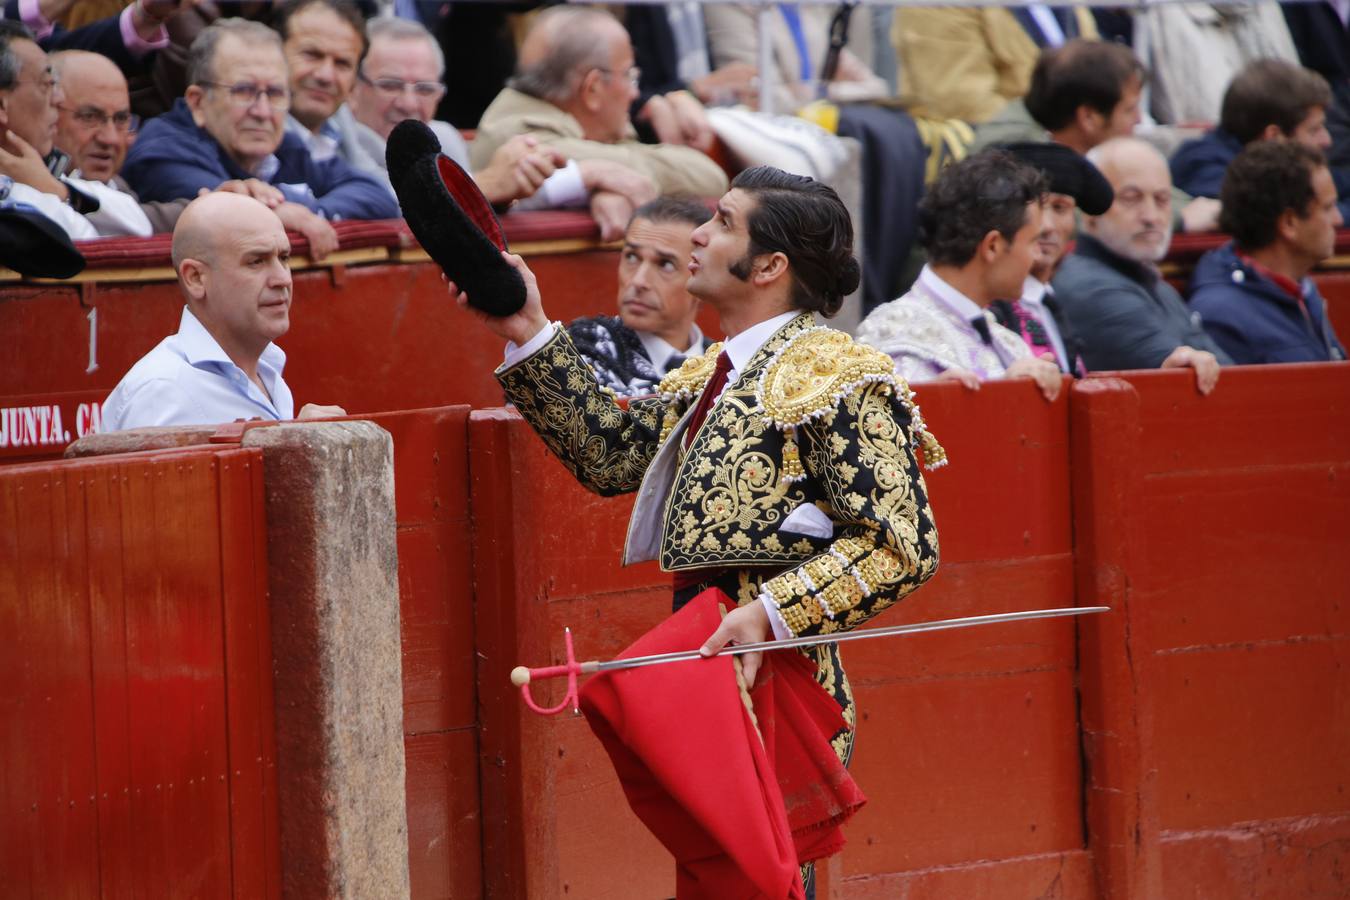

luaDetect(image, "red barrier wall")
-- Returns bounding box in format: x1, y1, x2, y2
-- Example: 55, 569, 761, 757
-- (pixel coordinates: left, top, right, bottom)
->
467, 377, 1098, 900
0, 445, 279, 898
1070, 365, 1350, 899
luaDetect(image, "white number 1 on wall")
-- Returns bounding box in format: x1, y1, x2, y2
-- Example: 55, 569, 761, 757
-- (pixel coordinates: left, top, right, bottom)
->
86, 306, 99, 374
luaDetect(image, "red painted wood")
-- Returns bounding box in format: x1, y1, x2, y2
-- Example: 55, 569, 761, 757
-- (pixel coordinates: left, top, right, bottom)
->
0, 447, 278, 898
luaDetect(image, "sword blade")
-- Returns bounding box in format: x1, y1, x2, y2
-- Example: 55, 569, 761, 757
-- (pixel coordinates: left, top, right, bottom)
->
591, 606, 1110, 674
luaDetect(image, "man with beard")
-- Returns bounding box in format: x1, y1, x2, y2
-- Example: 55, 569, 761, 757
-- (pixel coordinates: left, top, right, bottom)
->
565, 196, 712, 397
1052, 137, 1230, 393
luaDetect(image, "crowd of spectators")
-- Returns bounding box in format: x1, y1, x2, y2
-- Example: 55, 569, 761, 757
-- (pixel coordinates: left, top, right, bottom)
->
3, 0, 1348, 428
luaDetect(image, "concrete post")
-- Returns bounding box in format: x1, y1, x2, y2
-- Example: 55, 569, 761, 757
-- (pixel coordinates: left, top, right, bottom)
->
241, 422, 409, 900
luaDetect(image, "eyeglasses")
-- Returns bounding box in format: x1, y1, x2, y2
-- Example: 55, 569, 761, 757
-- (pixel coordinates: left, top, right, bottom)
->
595, 65, 641, 88
357, 71, 446, 101
58, 105, 140, 133
200, 81, 290, 109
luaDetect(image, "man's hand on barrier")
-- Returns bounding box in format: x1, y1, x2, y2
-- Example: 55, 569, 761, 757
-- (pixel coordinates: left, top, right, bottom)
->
589, 190, 634, 243
1162, 345, 1221, 395
212, 178, 284, 209
578, 159, 656, 209
297, 403, 347, 420
274, 203, 338, 261
935, 366, 981, 391
700, 601, 772, 689
1005, 356, 1064, 402
1179, 197, 1221, 234
474, 135, 565, 205
448, 251, 549, 346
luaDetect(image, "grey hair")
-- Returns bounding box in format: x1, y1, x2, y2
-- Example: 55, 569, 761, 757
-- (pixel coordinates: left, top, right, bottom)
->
186, 18, 284, 87
366, 15, 444, 79
0, 19, 36, 91
508, 6, 617, 104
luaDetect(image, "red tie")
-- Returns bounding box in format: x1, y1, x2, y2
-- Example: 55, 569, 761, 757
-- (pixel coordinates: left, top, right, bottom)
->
684, 350, 733, 449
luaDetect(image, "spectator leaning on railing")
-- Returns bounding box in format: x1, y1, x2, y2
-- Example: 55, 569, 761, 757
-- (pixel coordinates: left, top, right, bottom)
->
1189, 141, 1346, 365
120, 18, 399, 260
472, 5, 727, 241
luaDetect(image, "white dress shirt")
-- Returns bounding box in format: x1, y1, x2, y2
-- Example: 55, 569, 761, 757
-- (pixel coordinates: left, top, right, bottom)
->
102, 306, 294, 431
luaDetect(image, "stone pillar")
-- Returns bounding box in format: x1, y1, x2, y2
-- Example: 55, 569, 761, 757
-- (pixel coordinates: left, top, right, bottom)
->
241, 422, 409, 900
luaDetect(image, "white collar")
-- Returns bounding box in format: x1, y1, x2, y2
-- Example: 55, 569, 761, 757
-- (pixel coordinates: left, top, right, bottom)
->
919, 265, 984, 320
1021, 275, 1049, 307
637, 322, 705, 372
722, 310, 799, 379
179, 306, 286, 373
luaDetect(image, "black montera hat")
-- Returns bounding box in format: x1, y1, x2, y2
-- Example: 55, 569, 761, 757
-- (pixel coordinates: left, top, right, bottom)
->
387, 119, 526, 317
0, 197, 87, 279
1000, 141, 1115, 216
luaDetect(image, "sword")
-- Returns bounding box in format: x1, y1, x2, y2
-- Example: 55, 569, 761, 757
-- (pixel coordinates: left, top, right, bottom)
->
510, 605, 1109, 715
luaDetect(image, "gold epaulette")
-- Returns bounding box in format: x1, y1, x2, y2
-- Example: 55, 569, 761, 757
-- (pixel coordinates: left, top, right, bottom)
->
756, 326, 948, 477
658, 341, 725, 402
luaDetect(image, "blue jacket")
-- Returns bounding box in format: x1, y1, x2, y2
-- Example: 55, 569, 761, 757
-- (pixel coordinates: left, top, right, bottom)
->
121, 99, 399, 221
1170, 127, 1242, 201
1188, 242, 1346, 365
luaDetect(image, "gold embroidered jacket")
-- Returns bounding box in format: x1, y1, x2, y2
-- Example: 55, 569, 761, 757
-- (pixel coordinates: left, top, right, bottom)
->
497, 313, 943, 641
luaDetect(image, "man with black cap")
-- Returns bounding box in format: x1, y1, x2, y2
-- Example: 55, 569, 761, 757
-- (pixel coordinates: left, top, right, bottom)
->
989, 141, 1114, 376
855, 149, 1064, 401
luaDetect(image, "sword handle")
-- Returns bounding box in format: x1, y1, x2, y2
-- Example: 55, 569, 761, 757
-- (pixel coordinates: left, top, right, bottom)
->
511, 628, 600, 716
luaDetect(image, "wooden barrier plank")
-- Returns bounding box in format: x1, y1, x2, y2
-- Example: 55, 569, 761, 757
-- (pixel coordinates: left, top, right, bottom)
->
827, 848, 1095, 899
1158, 813, 1350, 897
405, 729, 483, 900
217, 448, 281, 900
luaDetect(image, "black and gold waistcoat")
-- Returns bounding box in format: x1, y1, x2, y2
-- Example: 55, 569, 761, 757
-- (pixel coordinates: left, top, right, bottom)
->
496, 312, 944, 646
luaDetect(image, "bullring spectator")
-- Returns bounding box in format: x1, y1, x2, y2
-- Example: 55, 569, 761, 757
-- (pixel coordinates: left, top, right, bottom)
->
566, 196, 712, 398
472, 6, 727, 240
103, 192, 346, 430
344, 15, 567, 207
0, 20, 99, 239
1170, 60, 1345, 209
51, 49, 181, 233
1189, 142, 1346, 365
4, 0, 174, 73
972, 39, 1143, 155
856, 149, 1063, 402
1053, 138, 1229, 393
121, 18, 399, 259
276, 0, 367, 165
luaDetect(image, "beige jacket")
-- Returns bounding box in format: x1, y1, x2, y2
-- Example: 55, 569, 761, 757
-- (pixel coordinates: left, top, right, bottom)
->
893, 7, 1097, 124
470, 88, 728, 197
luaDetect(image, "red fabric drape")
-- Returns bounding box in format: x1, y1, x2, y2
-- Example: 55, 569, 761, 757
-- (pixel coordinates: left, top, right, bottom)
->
579, 588, 866, 899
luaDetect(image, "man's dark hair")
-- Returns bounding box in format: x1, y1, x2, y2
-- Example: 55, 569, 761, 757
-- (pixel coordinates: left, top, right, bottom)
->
0, 19, 36, 90
918, 150, 1048, 267
1025, 39, 1145, 133
273, 0, 369, 60
1219, 141, 1326, 251
1220, 59, 1332, 145
727, 166, 860, 317
629, 196, 709, 231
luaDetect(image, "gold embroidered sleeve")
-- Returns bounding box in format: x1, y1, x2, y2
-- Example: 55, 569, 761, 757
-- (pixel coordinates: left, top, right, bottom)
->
757, 380, 940, 637
496, 327, 667, 496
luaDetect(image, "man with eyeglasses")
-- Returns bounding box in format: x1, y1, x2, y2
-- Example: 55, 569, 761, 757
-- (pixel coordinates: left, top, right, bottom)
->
349, 15, 576, 208
0, 19, 116, 240
473, 6, 727, 240
122, 18, 399, 259
45, 50, 195, 234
